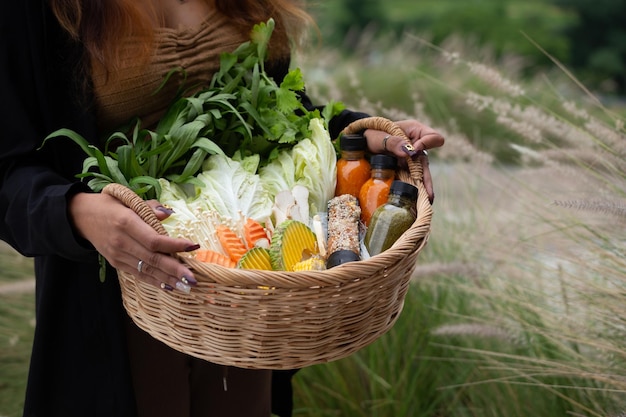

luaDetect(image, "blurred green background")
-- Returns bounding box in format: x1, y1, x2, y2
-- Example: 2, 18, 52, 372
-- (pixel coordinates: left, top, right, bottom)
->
310, 0, 626, 96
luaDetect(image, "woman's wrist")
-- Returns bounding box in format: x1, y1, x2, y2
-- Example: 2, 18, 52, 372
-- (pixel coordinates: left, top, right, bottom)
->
68, 191, 100, 241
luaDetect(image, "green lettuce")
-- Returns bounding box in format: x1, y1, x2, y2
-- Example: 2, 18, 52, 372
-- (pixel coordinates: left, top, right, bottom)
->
158, 118, 336, 226
195, 154, 274, 221
259, 118, 336, 214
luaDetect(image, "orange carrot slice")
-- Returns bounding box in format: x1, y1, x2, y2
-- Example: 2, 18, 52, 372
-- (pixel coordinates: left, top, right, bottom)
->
194, 249, 236, 268
243, 218, 270, 249
216, 225, 247, 263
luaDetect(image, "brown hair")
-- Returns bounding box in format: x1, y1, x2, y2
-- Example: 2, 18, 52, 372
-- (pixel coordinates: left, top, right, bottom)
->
50, 0, 312, 73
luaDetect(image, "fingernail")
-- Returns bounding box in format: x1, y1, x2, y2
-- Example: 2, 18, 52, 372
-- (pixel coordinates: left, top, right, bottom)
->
157, 205, 175, 215
185, 244, 201, 252
402, 144, 419, 157
176, 281, 192, 294
160, 282, 174, 292
181, 275, 197, 286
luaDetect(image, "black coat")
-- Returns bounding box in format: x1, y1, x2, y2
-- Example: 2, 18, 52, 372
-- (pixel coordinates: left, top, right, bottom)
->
0, 1, 367, 416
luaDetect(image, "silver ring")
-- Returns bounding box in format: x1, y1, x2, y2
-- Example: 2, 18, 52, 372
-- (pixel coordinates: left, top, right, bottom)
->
382, 135, 391, 151
137, 260, 144, 273
421, 150, 428, 156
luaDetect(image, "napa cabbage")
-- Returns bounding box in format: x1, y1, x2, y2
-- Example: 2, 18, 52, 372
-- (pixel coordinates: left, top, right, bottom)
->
158, 118, 337, 226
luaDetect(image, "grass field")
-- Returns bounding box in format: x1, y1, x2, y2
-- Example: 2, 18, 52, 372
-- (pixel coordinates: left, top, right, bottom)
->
0, 243, 34, 417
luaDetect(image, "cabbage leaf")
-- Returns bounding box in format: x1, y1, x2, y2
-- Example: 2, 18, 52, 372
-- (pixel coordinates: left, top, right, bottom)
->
158, 117, 336, 226
259, 118, 336, 214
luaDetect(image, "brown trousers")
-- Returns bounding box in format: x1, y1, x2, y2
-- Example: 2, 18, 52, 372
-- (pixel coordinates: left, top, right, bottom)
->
125, 315, 272, 417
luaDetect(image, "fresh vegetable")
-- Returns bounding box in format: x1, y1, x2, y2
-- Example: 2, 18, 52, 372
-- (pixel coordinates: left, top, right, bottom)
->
292, 255, 326, 271
156, 117, 336, 227
195, 154, 273, 222
237, 247, 273, 270
272, 186, 309, 226
260, 118, 337, 214
269, 220, 318, 271
194, 249, 237, 268
243, 218, 270, 249
312, 214, 327, 257
216, 225, 248, 263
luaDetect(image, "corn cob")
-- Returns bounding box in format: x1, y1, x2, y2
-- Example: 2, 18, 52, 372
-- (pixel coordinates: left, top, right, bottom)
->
293, 256, 326, 271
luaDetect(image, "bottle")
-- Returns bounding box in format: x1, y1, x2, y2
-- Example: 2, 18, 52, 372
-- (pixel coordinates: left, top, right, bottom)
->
358, 154, 397, 226
326, 194, 362, 268
364, 180, 418, 256
335, 134, 370, 197
326, 249, 361, 269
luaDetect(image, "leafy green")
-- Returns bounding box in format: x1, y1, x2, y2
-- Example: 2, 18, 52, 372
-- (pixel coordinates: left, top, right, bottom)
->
197, 154, 273, 221
157, 119, 336, 231
259, 118, 337, 214
41, 18, 343, 200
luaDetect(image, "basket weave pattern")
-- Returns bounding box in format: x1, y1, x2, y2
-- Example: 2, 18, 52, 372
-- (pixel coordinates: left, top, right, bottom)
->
102, 117, 433, 369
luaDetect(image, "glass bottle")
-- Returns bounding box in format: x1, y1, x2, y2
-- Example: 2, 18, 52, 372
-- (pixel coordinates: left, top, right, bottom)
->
335, 134, 370, 197
364, 180, 418, 256
358, 154, 397, 226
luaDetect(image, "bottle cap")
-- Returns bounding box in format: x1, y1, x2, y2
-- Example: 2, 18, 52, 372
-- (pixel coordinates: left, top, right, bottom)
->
389, 180, 418, 200
340, 134, 367, 151
326, 250, 361, 269
369, 154, 397, 170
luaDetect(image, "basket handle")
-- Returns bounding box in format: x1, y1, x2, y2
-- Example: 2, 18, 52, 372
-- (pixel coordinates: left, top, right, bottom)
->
341, 116, 423, 185
102, 183, 169, 236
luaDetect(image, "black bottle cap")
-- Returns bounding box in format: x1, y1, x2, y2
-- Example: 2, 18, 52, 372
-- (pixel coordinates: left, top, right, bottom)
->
326, 250, 361, 269
389, 180, 418, 200
340, 134, 367, 151
369, 154, 397, 170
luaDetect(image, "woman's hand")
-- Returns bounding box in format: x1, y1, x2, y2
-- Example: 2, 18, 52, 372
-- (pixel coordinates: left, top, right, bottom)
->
69, 192, 199, 293
364, 119, 444, 204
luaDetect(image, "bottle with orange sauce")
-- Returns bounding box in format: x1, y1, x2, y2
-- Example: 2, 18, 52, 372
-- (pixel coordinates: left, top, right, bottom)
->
358, 154, 397, 226
335, 134, 370, 197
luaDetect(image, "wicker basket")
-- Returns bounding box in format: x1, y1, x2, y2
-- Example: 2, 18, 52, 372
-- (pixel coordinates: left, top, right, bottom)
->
102, 116, 432, 370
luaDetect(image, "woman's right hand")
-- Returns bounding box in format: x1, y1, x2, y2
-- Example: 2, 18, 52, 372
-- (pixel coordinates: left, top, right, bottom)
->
68, 192, 199, 292
364, 119, 445, 204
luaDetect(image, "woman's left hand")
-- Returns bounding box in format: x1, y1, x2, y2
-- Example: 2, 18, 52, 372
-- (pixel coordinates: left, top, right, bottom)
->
364, 119, 444, 204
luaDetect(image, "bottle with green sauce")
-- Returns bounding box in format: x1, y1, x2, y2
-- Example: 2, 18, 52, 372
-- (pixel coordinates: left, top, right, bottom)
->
364, 180, 418, 256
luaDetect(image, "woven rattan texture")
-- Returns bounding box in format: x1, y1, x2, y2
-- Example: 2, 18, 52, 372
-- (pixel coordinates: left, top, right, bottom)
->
102, 116, 433, 369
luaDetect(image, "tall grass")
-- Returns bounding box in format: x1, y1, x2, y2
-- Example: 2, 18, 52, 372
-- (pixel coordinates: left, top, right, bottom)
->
292, 30, 626, 416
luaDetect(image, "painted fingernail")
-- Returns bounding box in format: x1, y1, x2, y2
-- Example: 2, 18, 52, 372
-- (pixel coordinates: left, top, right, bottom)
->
160, 282, 174, 292
181, 275, 197, 286
157, 205, 175, 215
185, 244, 201, 252
176, 281, 192, 294
402, 144, 419, 157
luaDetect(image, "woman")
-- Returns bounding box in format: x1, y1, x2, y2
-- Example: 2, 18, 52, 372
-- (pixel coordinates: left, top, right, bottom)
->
0, 1, 443, 416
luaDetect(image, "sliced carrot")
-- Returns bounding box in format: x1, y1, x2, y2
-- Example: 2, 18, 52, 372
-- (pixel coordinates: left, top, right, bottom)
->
194, 249, 236, 268
216, 225, 248, 263
243, 218, 270, 249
